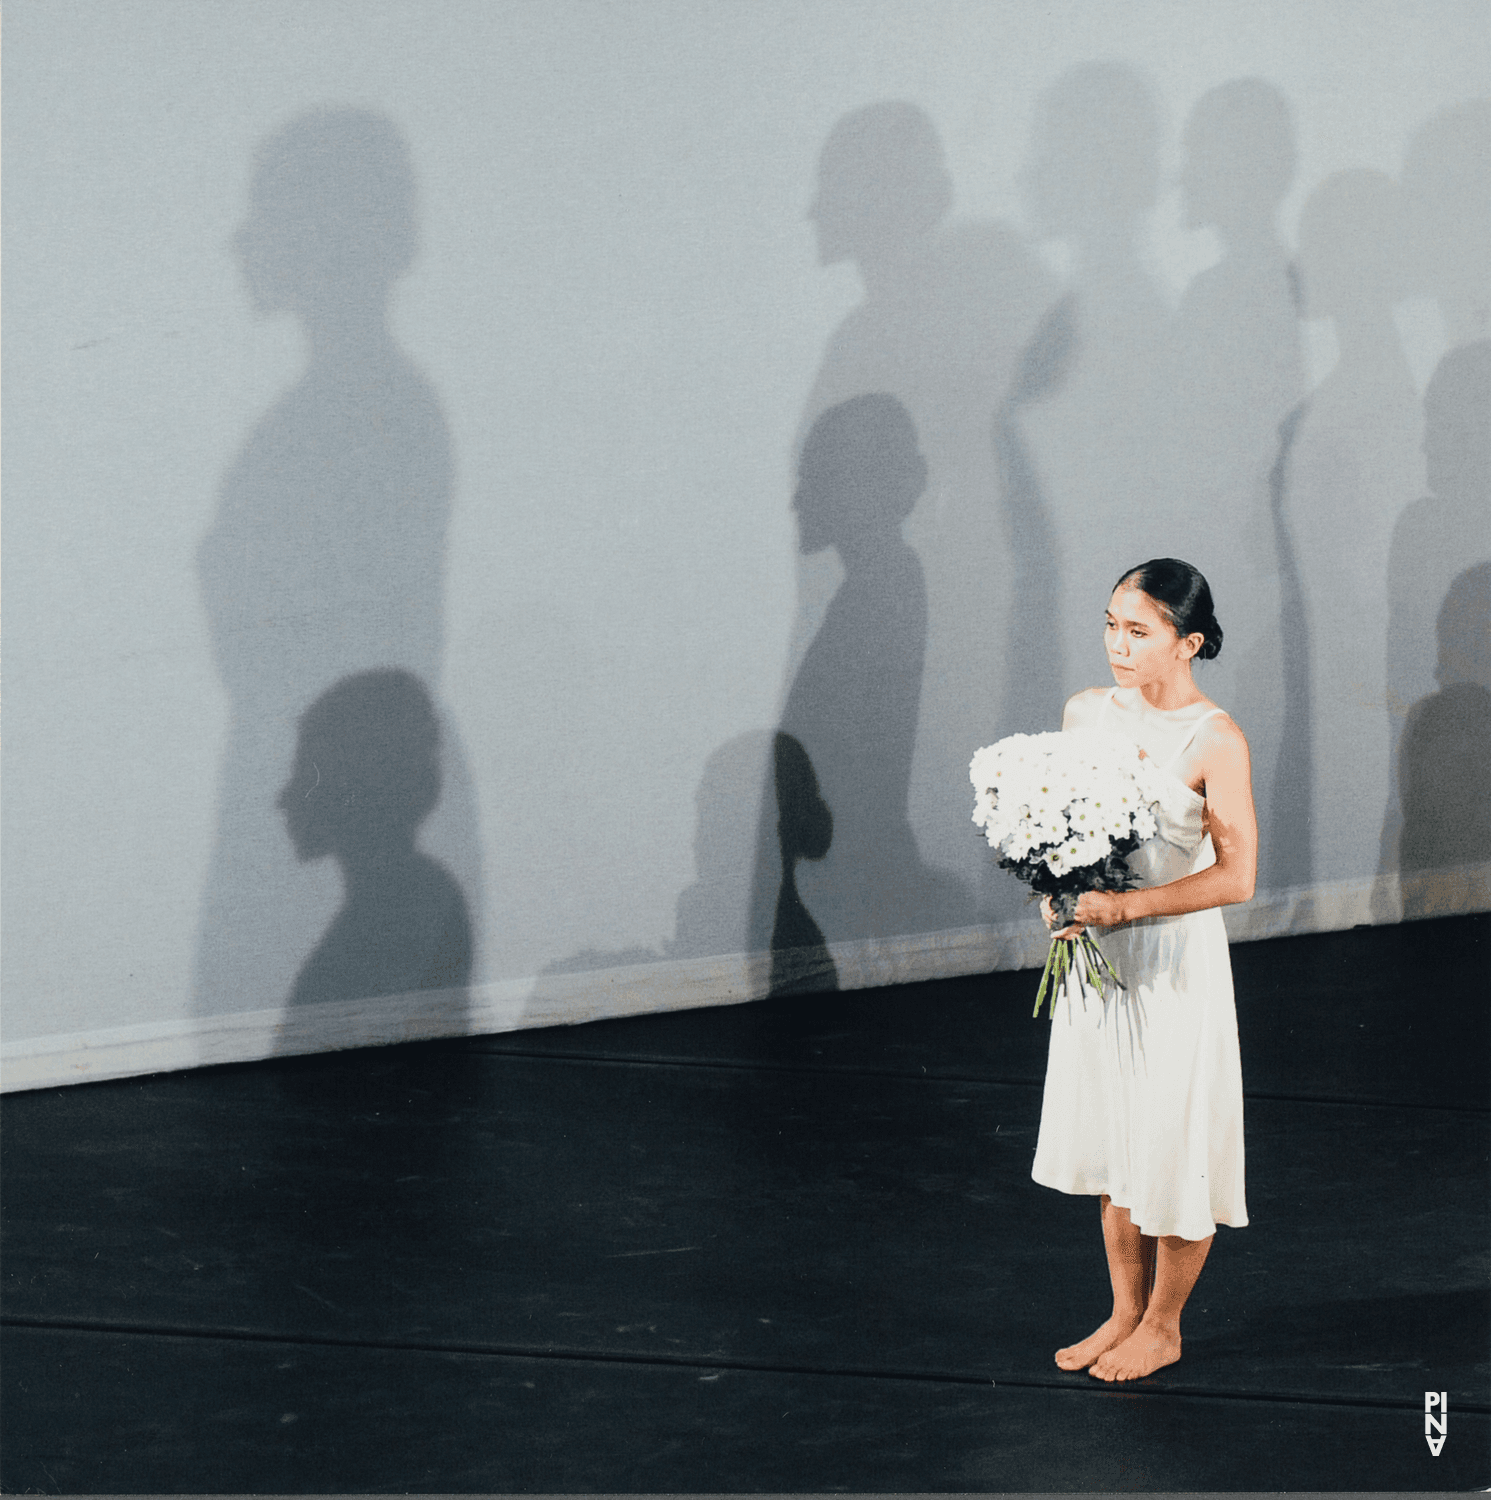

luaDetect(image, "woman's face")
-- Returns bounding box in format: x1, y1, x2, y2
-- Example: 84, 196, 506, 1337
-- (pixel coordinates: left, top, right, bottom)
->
1105, 585, 1198, 686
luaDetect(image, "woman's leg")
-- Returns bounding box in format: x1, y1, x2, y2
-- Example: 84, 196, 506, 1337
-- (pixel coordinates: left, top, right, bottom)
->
1054, 1194, 1157, 1370
1089, 1231, 1213, 1381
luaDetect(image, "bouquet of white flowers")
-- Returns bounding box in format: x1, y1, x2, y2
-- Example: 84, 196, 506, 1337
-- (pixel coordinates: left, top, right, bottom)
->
970, 729, 1168, 1017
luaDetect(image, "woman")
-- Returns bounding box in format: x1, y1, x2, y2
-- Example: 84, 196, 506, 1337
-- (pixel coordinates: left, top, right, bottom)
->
1034, 558, 1256, 1382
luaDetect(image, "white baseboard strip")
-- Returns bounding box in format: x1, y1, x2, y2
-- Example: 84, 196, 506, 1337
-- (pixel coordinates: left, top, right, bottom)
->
4, 863, 1485, 1094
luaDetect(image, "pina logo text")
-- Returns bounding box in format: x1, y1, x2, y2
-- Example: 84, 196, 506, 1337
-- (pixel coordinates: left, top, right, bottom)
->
1424, 1391, 1448, 1456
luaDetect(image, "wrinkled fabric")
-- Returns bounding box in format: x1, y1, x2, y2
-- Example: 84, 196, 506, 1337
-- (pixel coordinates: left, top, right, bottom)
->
1032, 689, 1248, 1240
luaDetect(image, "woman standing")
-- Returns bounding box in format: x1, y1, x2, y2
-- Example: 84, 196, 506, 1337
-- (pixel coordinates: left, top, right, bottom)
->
1034, 558, 1256, 1382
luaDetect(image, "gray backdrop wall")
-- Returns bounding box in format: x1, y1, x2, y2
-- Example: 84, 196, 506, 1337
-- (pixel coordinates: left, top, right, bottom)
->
5, 0, 1489, 1088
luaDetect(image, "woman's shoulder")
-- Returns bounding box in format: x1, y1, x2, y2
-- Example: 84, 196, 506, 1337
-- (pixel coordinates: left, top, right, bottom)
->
1193, 699, 1241, 733
1061, 686, 1113, 730
1194, 705, 1251, 763
1068, 686, 1113, 707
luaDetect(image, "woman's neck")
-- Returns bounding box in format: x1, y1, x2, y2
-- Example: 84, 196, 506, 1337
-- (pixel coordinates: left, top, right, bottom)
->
335, 839, 421, 897
835, 530, 913, 574
1130, 672, 1205, 713
302, 302, 396, 366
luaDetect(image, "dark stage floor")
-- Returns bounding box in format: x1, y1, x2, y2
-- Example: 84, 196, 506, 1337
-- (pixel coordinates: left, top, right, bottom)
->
3, 915, 1487, 1491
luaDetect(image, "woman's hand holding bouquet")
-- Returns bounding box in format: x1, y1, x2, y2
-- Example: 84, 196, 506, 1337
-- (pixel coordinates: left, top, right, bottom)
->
971, 729, 1167, 1018
1043, 888, 1131, 935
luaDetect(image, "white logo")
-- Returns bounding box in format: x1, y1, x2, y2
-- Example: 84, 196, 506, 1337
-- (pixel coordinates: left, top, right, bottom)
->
1425, 1391, 1448, 1456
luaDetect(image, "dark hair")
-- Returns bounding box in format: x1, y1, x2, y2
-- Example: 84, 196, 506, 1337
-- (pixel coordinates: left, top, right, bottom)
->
1113, 558, 1223, 660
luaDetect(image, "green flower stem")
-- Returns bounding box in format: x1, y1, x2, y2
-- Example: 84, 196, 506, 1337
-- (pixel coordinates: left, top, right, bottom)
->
1033, 931, 1126, 1019
1033, 937, 1060, 1018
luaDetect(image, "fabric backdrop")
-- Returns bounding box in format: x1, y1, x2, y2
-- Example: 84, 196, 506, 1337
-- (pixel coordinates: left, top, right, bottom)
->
4, 0, 1488, 1087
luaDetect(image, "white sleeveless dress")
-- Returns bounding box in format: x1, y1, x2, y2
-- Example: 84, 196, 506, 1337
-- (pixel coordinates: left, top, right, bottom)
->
1030, 687, 1248, 1240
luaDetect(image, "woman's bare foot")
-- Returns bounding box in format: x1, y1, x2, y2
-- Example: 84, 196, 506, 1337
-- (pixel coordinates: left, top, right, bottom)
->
1054, 1313, 1143, 1371
1088, 1317, 1181, 1381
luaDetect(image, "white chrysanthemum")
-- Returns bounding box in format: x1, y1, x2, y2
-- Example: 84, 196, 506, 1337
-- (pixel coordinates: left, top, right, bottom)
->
1031, 816, 1065, 847
1066, 796, 1096, 828
968, 744, 1003, 790
1072, 834, 1111, 869
1100, 806, 1131, 839
970, 728, 1163, 875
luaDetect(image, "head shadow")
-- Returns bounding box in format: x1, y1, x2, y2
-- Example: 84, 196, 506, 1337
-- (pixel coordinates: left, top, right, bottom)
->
1401, 99, 1491, 348
1296, 169, 1412, 331
1021, 60, 1162, 250
1179, 78, 1296, 255
809, 101, 952, 271
234, 105, 418, 332
793, 390, 926, 563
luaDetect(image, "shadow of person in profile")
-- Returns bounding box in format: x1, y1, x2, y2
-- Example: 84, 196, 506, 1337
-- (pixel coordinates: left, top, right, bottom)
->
796, 101, 1052, 924
752, 394, 965, 999
278, 670, 472, 1021
1378, 340, 1491, 910
1402, 99, 1491, 353
1397, 564, 1491, 917
252, 672, 483, 1255
1291, 169, 1420, 890
195, 107, 482, 1025
663, 729, 775, 964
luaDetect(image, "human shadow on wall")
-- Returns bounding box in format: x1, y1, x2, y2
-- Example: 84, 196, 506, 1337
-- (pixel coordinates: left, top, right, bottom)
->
519, 732, 779, 1017
750, 395, 965, 998
1162, 78, 1306, 893
1265, 401, 1312, 896
526, 713, 840, 1004
194, 107, 482, 1032
278, 671, 472, 1017
669, 730, 775, 964
797, 101, 1054, 924
531, 731, 786, 986
1397, 564, 1491, 915
763, 731, 836, 995
1381, 342, 1491, 910
1374, 99, 1491, 916
1017, 61, 1170, 698
1291, 169, 1420, 892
